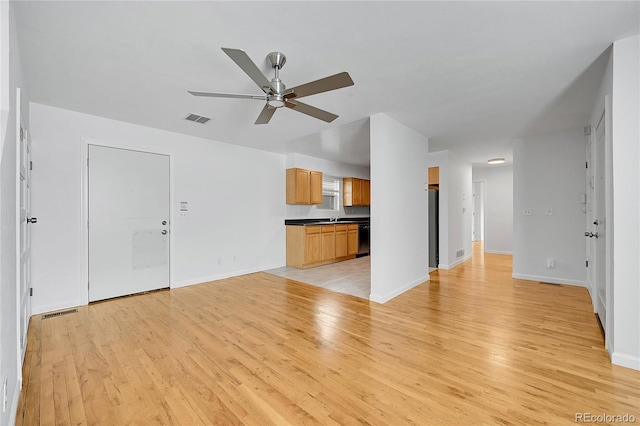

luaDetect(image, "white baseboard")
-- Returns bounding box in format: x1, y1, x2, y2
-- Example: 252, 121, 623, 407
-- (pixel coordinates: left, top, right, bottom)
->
8, 379, 20, 426
439, 254, 472, 270
511, 273, 586, 287
172, 264, 284, 289
484, 249, 513, 255
612, 351, 640, 371
369, 275, 429, 304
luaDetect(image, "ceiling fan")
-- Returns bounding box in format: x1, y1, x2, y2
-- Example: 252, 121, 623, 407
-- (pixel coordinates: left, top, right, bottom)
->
188, 48, 354, 125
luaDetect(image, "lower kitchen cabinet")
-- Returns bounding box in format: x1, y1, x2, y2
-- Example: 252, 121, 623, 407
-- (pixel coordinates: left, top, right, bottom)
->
335, 225, 348, 258
347, 224, 358, 255
286, 224, 358, 269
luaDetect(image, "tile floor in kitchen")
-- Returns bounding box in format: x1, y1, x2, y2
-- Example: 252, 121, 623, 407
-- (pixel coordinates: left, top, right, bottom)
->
266, 256, 371, 299
266, 257, 438, 300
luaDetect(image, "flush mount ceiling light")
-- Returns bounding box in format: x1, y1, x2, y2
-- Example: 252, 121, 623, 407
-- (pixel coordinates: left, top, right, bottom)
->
487, 158, 505, 165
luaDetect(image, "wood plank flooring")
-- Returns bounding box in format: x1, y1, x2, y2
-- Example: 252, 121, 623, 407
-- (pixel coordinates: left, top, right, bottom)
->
17, 246, 640, 425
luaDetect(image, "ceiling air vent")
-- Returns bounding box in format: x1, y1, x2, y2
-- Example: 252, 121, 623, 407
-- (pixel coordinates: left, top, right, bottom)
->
185, 113, 210, 124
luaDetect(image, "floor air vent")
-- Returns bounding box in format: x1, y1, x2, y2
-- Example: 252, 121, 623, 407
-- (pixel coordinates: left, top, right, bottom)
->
185, 113, 210, 124
42, 309, 78, 319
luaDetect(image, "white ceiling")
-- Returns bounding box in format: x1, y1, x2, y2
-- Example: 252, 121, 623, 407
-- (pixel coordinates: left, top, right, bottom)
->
13, 1, 639, 167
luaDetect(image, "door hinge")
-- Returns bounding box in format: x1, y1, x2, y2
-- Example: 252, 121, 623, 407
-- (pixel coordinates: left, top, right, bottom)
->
29, 287, 33, 296
586, 162, 588, 169
586, 260, 589, 267
29, 161, 33, 171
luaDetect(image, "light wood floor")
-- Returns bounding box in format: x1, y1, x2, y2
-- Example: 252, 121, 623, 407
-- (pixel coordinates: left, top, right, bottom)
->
17, 245, 640, 425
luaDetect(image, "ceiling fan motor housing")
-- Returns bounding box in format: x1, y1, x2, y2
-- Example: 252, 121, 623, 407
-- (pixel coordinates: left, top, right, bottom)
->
268, 52, 286, 70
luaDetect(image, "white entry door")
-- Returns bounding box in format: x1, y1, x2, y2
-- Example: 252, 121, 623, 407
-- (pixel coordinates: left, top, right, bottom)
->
17, 87, 32, 361
88, 145, 170, 302
593, 112, 607, 330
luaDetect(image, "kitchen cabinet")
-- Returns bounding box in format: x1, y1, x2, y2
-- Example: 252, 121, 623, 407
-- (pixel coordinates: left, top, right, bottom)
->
286, 224, 358, 269
305, 226, 322, 264
428, 167, 439, 189
286, 168, 323, 205
343, 177, 371, 207
347, 224, 358, 255
321, 225, 336, 261
335, 225, 348, 258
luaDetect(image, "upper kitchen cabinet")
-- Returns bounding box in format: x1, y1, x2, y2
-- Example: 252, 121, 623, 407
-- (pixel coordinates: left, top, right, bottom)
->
343, 177, 371, 207
286, 168, 323, 205
428, 167, 439, 189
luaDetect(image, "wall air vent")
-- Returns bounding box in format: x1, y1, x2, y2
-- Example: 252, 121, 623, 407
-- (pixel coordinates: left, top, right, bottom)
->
456, 249, 465, 258
185, 113, 211, 124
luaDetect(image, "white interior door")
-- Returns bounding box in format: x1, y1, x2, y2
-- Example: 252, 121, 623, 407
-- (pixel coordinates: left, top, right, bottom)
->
585, 138, 594, 299
88, 145, 170, 302
17, 88, 32, 361
593, 112, 607, 330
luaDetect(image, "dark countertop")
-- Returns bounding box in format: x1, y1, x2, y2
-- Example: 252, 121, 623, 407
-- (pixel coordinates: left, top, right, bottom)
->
285, 217, 370, 226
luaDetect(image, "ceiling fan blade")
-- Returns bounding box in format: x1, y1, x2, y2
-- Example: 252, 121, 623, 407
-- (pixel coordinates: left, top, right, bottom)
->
188, 91, 266, 100
284, 72, 354, 100
255, 104, 277, 125
285, 100, 338, 123
222, 47, 274, 94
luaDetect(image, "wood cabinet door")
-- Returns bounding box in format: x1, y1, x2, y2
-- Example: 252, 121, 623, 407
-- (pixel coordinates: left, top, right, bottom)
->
306, 231, 322, 264
343, 178, 353, 206
286, 168, 311, 204
335, 225, 348, 258
347, 226, 358, 255
296, 169, 311, 203
362, 180, 370, 206
321, 225, 335, 261
352, 178, 363, 205
428, 167, 439, 185
310, 171, 323, 204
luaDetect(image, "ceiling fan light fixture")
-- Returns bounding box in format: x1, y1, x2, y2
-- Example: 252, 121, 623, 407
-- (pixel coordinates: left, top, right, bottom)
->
267, 94, 285, 108
487, 158, 505, 165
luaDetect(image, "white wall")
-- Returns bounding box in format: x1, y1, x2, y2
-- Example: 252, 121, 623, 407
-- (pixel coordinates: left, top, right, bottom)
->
370, 113, 429, 303
29, 103, 285, 314
427, 150, 472, 269
512, 128, 586, 286
0, 3, 23, 424
473, 165, 513, 254
284, 153, 370, 219
610, 35, 639, 370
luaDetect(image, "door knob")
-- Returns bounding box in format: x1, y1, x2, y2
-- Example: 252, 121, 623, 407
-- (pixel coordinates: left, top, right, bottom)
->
593, 220, 599, 226
161, 230, 167, 235
27, 217, 37, 224
584, 232, 599, 238
162, 220, 167, 225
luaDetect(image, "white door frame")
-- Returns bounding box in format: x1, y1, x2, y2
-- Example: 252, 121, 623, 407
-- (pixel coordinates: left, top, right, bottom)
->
80, 138, 175, 305
590, 96, 614, 355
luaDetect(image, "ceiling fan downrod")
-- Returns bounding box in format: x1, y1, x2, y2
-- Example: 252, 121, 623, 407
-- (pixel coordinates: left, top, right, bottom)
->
267, 52, 287, 107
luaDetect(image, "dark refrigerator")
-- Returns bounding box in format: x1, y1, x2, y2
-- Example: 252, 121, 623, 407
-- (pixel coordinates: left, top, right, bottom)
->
428, 189, 439, 268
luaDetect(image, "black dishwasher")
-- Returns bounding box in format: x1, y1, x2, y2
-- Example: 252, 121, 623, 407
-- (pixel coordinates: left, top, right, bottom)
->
357, 223, 370, 257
